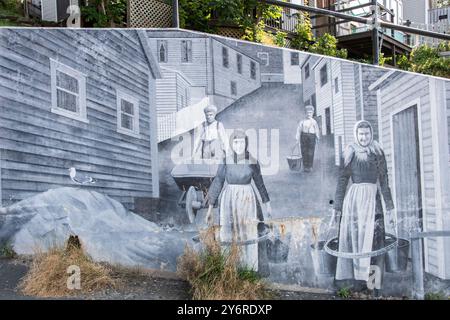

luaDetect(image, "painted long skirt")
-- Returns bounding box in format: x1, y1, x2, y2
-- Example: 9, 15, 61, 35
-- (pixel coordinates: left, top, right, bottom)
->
219, 184, 259, 271
300, 132, 317, 170
336, 183, 385, 282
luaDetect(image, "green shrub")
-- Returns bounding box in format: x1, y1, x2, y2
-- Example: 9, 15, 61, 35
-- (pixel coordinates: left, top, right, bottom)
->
424, 291, 448, 300
337, 287, 352, 299
177, 227, 271, 300
0, 242, 17, 259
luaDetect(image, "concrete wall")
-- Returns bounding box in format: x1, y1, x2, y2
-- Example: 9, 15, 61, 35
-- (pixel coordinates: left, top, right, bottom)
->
2, 27, 450, 294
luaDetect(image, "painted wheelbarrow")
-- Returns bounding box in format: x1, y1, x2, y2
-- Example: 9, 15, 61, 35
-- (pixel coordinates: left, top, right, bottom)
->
171, 160, 219, 224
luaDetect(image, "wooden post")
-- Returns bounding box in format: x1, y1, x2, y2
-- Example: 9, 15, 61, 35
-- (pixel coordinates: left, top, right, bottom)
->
393, 44, 397, 67
24, 0, 29, 19
173, 0, 179, 28
411, 235, 425, 299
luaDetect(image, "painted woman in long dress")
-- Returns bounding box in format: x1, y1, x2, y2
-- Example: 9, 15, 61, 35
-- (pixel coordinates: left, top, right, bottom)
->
205, 130, 272, 276
334, 120, 394, 295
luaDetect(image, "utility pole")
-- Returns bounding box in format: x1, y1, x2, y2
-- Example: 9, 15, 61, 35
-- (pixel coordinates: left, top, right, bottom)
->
173, 0, 180, 28
371, 0, 380, 65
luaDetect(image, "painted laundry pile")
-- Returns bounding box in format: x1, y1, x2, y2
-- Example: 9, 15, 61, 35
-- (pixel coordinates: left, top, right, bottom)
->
0, 187, 193, 271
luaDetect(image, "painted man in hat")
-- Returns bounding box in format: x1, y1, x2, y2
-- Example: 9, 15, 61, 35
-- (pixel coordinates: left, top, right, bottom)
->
193, 105, 228, 161
295, 105, 320, 172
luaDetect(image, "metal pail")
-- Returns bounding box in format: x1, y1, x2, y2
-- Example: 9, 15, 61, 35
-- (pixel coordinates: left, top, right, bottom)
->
385, 235, 409, 272
310, 240, 337, 275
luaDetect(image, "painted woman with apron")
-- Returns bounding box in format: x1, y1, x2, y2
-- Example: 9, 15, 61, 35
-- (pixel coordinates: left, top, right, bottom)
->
205, 130, 272, 276
333, 120, 395, 296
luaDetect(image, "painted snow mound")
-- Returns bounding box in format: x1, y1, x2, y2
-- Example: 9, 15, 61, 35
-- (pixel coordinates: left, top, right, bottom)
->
0, 187, 192, 271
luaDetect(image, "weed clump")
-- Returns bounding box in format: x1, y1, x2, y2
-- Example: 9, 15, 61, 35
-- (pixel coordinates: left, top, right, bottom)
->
19, 236, 116, 297
177, 227, 271, 300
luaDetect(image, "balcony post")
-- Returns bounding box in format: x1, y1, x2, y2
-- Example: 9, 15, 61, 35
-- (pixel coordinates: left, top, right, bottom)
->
371, 0, 379, 65
173, 0, 180, 28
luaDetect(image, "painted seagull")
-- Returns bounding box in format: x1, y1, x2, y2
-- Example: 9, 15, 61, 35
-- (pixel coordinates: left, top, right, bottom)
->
68, 167, 96, 185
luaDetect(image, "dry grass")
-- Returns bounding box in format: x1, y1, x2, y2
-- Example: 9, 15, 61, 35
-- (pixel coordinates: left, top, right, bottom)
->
19, 237, 117, 298
177, 227, 271, 300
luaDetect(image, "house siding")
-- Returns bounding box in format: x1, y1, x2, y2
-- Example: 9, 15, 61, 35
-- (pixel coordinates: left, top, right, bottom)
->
146, 36, 209, 89
314, 59, 333, 135
217, 38, 284, 81
331, 60, 344, 165
0, 29, 156, 210
41, 0, 57, 22
211, 39, 261, 102
302, 55, 319, 105
361, 65, 388, 141
446, 81, 450, 154
378, 73, 449, 278
340, 62, 357, 144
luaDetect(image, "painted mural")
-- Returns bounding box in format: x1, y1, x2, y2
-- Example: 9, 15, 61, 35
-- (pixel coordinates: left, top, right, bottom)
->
0, 28, 449, 299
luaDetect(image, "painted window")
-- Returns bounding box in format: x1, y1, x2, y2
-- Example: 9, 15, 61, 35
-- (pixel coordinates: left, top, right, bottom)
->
334, 77, 339, 93
237, 53, 243, 74
157, 40, 168, 63
181, 40, 192, 63
320, 64, 328, 87
291, 52, 299, 65
50, 59, 87, 123
222, 47, 229, 68
179, 94, 184, 110
185, 88, 190, 107
231, 81, 237, 96
116, 90, 140, 137
250, 61, 256, 80
257, 52, 269, 66
304, 63, 310, 79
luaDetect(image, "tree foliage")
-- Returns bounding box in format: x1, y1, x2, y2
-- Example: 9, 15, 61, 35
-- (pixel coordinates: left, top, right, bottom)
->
178, 0, 213, 32
80, 0, 126, 28
434, 0, 450, 8
397, 43, 450, 78
309, 33, 348, 59
179, 0, 282, 42
290, 19, 347, 59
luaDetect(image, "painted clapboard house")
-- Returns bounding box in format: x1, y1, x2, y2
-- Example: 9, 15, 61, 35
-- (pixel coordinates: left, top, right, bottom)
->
369, 71, 450, 280
309, 57, 388, 165
312, 57, 349, 165
0, 29, 161, 211
146, 30, 262, 142
218, 37, 305, 85
301, 54, 319, 113
217, 37, 285, 83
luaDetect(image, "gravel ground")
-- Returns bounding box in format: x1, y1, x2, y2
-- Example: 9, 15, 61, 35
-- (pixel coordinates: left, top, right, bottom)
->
0, 257, 403, 300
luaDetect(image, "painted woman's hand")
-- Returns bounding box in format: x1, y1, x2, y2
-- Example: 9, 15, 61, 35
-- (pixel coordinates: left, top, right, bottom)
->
387, 210, 396, 227
205, 205, 213, 226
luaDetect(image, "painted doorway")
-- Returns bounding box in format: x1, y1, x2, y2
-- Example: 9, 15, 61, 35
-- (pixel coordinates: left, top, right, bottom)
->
392, 104, 423, 239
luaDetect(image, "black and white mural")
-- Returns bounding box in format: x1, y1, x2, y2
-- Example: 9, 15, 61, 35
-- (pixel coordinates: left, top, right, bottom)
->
0, 28, 449, 298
